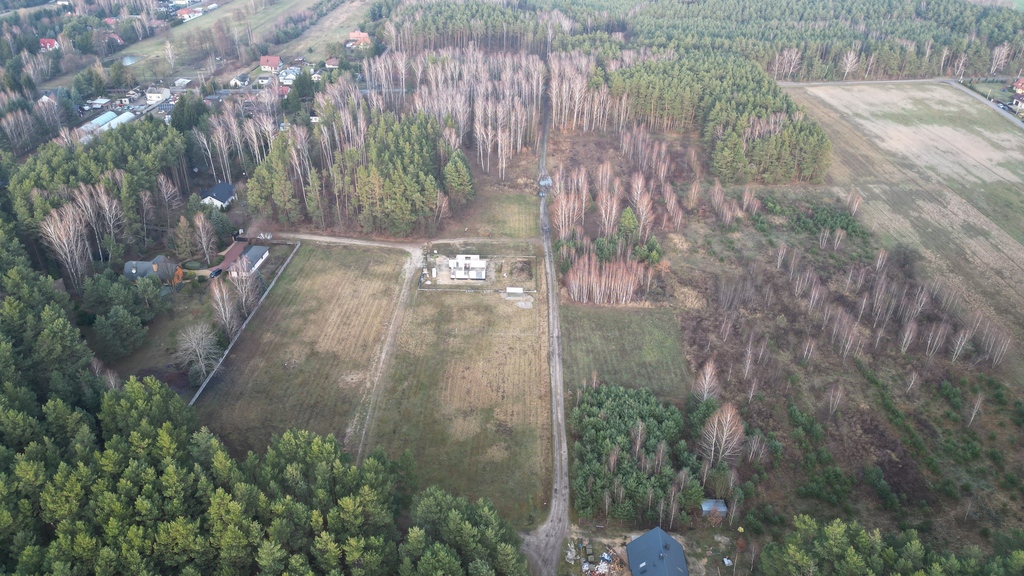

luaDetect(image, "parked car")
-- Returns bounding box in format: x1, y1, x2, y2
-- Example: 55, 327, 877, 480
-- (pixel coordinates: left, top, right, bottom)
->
209, 268, 222, 278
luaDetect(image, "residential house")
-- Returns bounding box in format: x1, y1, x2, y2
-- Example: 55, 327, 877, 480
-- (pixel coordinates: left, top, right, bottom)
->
176, 7, 201, 21
277, 85, 291, 98
278, 68, 298, 86
325, 57, 339, 69
146, 87, 171, 104
311, 70, 324, 82
230, 73, 250, 87
104, 17, 118, 26
230, 245, 269, 278
123, 255, 181, 285
256, 75, 271, 86
346, 30, 371, 49
260, 55, 282, 72
39, 38, 59, 51
1014, 78, 1024, 95
448, 254, 487, 280
200, 182, 236, 209
107, 33, 124, 46
626, 527, 689, 576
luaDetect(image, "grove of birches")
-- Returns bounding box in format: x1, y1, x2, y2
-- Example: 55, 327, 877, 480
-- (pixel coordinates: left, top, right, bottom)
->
1, 0, 1024, 571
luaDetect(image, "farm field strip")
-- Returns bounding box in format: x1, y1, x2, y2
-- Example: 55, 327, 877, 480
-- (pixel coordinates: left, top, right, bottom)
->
193, 242, 408, 458
787, 83, 1024, 340
369, 272, 551, 526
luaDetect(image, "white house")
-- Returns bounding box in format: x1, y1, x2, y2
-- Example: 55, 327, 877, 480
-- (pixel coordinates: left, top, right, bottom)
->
230, 73, 250, 87
449, 254, 487, 280
230, 245, 269, 278
260, 55, 282, 72
146, 87, 171, 104
200, 182, 236, 209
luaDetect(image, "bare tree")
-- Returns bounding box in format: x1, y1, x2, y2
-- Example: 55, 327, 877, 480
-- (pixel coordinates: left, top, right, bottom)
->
174, 323, 221, 379
631, 419, 647, 458
40, 203, 91, 295
829, 384, 844, 418
699, 403, 745, 482
950, 328, 972, 363
157, 174, 182, 229
991, 42, 1011, 75
193, 212, 217, 266
906, 371, 919, 393
847, 191, 863, 216
210, 279, 240, 338
694, 359, 720, 402
840, 50, 859, 80
165, 40, 176, 71
968, 393, 983, 427
231, 255, 263, 317
899, 321, 917, 354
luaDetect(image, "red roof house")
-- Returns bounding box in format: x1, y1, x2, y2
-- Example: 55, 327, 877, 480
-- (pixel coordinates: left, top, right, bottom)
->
1013, 78, 1024, 95
346, 31, 371, 48
39, 38, 59, 51
325, 57, 339, 69
260, 55, 282, 72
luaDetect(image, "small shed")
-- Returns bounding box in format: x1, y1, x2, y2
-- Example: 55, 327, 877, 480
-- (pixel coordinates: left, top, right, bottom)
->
200, 182, 236, 209
174, 78, 191, 88
700, 499, 728, 517
626, 526, 689, 576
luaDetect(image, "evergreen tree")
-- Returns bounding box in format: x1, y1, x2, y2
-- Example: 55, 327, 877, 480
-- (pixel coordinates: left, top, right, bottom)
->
93, 305, 147, 361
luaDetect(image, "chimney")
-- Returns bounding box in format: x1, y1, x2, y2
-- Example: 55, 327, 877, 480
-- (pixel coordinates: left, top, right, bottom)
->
131, 266, 136, 274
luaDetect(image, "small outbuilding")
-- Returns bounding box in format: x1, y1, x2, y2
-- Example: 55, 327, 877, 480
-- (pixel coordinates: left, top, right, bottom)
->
700, 499, 728, 517
626, 527, 689, 576
200, 182, 236, 209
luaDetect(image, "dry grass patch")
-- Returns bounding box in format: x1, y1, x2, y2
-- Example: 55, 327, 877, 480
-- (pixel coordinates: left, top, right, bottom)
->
788, 82, 1024, 362
369, 270, 550, 527
193, 243, 407, 457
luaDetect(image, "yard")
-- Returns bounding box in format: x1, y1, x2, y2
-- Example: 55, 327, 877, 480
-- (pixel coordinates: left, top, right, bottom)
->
192, 242, 407, 457
368, 247, 551, 528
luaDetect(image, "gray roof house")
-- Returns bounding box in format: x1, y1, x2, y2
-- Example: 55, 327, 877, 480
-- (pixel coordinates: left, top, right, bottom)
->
124, 255, 178, 284
626, 527, 689, 576
200, 182, 236, 209
230, 245, 269, 277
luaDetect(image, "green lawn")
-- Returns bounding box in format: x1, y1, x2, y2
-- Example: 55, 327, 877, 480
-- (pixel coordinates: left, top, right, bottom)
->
561, 305, 690, 404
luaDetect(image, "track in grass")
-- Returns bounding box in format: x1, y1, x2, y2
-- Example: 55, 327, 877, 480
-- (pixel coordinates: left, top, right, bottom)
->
193, 243, 407, 457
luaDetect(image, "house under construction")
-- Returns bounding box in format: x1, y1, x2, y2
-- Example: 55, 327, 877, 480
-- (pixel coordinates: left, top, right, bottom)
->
449, 254, 487, 280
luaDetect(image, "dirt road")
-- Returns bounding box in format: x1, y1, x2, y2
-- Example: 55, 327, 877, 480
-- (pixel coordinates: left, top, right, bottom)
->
520, 89, 570, 576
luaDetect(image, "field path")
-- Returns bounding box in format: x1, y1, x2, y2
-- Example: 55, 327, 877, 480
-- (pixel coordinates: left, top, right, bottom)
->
520, 87, 570, 576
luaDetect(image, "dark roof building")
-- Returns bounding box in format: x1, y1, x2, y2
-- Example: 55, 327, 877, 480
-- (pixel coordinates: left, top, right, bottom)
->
626, 527, 689, 576
200, 182, 236, 208
124, 255, 177, 283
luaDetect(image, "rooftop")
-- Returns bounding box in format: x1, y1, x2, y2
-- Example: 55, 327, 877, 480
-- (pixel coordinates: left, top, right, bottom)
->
626, 527, 689, 576
202, 181, 235, 204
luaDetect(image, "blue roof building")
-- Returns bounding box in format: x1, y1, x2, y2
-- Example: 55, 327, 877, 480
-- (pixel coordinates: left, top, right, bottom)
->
626, 527, 689, 576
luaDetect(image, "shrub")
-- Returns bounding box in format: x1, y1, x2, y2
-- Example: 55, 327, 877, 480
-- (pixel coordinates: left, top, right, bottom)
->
184, 261, 203, 270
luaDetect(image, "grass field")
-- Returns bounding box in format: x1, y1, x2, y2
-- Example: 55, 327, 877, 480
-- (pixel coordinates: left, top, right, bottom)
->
561, 305, 690, 404
442, 153, 541, 239
369, 261, 550, 528
193, 243, 407, 457
787, 82, 1024, 346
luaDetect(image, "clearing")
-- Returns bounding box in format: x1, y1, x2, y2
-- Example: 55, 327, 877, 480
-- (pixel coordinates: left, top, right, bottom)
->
561, 305, 690, 404
787, 82, 1024, 354
193, 242, 407, 457
368, 243, 551, 528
